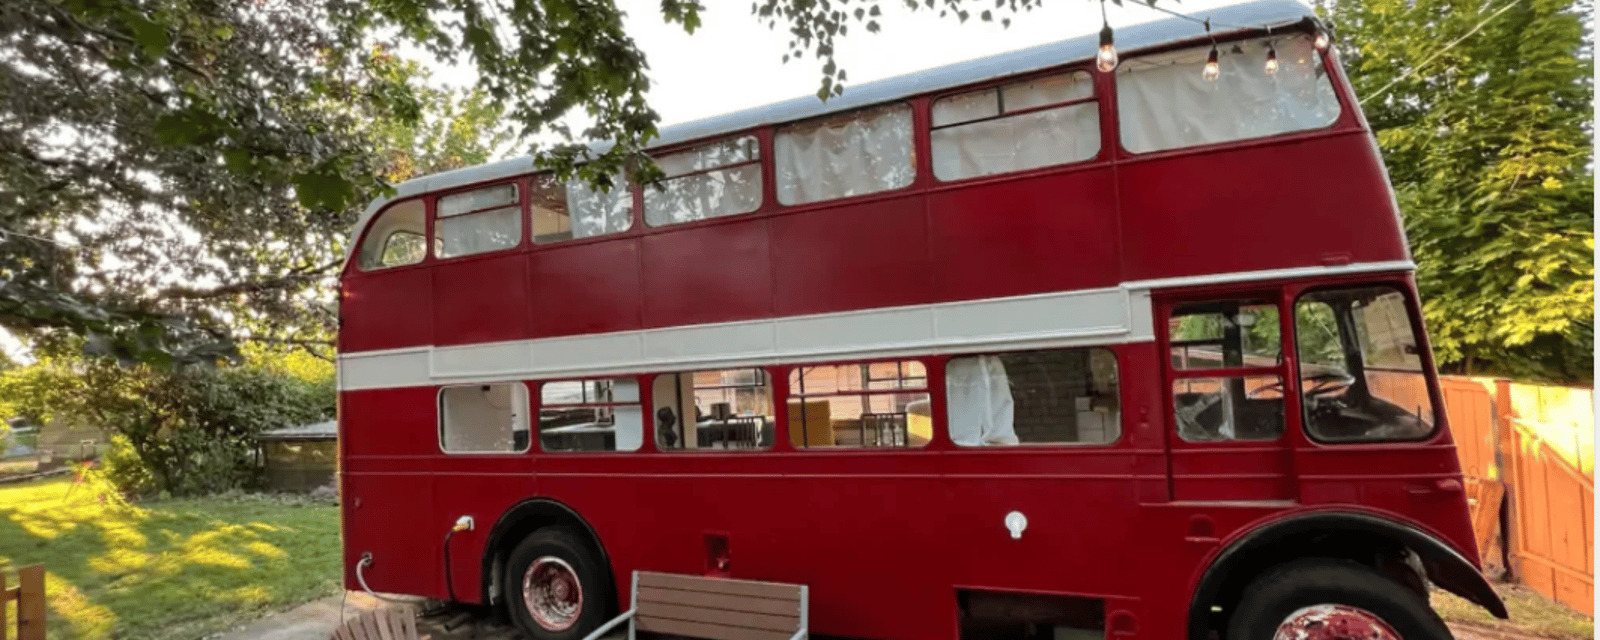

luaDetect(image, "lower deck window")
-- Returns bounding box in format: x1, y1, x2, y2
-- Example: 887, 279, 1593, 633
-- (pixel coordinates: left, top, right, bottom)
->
789, 360, 930, 449
947, 348, 1121, 446
439, 383, 530, 453
653, 369, 775, 450
538, 379, 643, 452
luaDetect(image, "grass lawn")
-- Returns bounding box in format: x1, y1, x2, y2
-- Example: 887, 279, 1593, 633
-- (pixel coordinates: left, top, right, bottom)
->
0, 477, 341, 640
1433, 584, 1594, 639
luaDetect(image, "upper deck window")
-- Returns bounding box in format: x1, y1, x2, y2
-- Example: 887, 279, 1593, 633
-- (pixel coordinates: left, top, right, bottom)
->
356, 199, 426, 271
931, 71, 1100, 181
1116, 34, 1341, 154
644, 136, 763, 226
774, 103, 914, 206
533, 173, 634, 243
435, 184, 521, 259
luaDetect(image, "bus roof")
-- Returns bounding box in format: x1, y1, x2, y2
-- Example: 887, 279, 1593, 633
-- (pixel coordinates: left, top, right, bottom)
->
348, 0, 1319, 246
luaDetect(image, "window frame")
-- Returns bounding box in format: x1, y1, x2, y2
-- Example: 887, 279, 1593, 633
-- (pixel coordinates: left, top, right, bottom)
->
1291, 283, 1442, 445
535, 377, 646, 453
772, 100, 919, 207
436, 381, 532, 455
785, 357, 933, 450
1163, 295, 1294, 444
928, 69, 1103, 183
942, 347, 1124, 448
431, 181, 524, 261
643, 134, 765, 228
354, 197, 430, 273
1112, 31, 1346, 157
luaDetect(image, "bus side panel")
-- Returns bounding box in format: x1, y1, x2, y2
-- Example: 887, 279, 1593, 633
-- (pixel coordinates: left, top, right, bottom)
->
526, 239, 645, 338
342, 470, 439, 598
341, 268, 433, 353
433, 253, 529, 347
1117, 132, 1411, 282
768, 195, 932, 317
639, 217, 774, 328
926, 167, 1120, 303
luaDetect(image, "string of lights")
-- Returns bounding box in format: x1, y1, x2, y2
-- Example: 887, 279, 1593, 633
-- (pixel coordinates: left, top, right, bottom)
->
1093, 0, 1331, 79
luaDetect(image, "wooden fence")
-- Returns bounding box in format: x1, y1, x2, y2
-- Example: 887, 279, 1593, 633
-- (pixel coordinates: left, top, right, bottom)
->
1430, 376, 1594, 616
1, 564, 45, 640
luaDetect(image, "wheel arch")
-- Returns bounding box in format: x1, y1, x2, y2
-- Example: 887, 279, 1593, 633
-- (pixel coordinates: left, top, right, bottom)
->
1186, 510, 1509, 640
480, 498, 615, 612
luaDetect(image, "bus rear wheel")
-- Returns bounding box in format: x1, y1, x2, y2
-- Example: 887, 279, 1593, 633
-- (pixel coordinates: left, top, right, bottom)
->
1225, 559, 1452, 640
505, 526, 610, 640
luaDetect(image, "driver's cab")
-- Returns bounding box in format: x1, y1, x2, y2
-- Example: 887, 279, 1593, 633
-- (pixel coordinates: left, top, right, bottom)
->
1159, 278, 1441, 502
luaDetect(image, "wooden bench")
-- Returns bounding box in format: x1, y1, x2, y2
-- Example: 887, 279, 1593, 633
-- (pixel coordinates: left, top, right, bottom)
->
583, 571, 807, 640
2, 564, 45, 640
330, 607, 427, 640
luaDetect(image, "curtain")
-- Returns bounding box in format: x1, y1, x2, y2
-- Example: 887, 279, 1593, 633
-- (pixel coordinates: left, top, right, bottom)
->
775, 103, 914, 205
945, 356, 1019, 446
1117, 34, 1341, 154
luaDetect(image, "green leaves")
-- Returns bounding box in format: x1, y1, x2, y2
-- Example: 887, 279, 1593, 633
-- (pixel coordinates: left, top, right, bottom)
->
1323, 0, 1592, 383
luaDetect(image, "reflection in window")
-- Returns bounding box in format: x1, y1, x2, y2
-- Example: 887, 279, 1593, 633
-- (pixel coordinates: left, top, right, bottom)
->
652, 369, 774, 450
538, 378, 642, 452
946, 349, 1119, 446
775, 103, 914, 205
1117, 33, 1341, 153
1169, 300, 1280, 369
531, 174, 633, 243
357, 199, 426, 270
1296, 286, 1434, 442
439, 383, 530, 453
645, 136, 762, 226
1173, 376, 1286, 441
932, 72, 1100, 181
435, 184, 521, 258
789, 361, 929, 448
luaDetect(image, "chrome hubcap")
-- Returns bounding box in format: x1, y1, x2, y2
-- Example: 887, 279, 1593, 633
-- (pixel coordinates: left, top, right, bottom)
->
523, 556, 583, 631
1273, 604, 1402, 640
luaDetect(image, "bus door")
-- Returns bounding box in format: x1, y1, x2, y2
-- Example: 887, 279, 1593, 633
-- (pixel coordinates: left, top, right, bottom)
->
1159, 292, 1299, 502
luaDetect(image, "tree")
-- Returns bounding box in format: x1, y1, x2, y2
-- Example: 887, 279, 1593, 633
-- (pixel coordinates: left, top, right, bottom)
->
1320, 0, 1594, 384
0, 342, 335, 496
4, 0, 1079, 363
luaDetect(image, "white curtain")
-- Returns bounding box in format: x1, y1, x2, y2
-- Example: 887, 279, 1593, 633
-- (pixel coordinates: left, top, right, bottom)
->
1117, 34, 1341, 154
435, 206, 520, 258
931, 103, 1100, 181
945, 356, 1019, 446
775, 103, 914, 205
441, 384, 527, 452
566, 176, 633, 239
643, 164, 762, 226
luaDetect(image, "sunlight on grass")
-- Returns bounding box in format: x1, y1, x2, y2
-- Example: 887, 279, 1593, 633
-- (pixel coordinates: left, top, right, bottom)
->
1, 478, 342, 640
1433, 584, 1595, 640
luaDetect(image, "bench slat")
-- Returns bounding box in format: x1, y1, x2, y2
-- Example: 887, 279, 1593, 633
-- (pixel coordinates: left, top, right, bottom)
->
637, 572, 801, 601
636, 603, 799, 632
637, 615, 798, 640
636, 587, 802, 616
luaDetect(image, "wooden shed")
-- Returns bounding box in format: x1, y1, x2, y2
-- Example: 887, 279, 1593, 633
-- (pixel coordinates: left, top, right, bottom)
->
257, 420, 337, 493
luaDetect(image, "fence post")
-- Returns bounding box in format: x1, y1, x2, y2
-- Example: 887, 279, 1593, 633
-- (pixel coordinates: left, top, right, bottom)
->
1494, 379, 1520, 582
18, 565, 43, 640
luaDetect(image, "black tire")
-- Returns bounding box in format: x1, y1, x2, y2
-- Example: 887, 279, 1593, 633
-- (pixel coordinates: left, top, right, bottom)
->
504, 526, 613, 640
1226, 559, 1454, 640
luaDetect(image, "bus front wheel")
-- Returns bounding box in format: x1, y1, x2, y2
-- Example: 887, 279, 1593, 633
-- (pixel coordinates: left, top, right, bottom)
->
1226, 559, 1452, 640
505, 526, 610, 640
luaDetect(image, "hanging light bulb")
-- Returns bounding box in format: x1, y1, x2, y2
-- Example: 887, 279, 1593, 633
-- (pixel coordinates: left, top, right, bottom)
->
1202, 46, 1221, 82
1264, 44, 1279, 75
1097, 23, 1118, 72
1314, 30, 1330, 51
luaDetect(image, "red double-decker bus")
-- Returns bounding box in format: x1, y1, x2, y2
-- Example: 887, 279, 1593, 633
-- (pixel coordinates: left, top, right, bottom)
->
335, 2, 1508, 639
